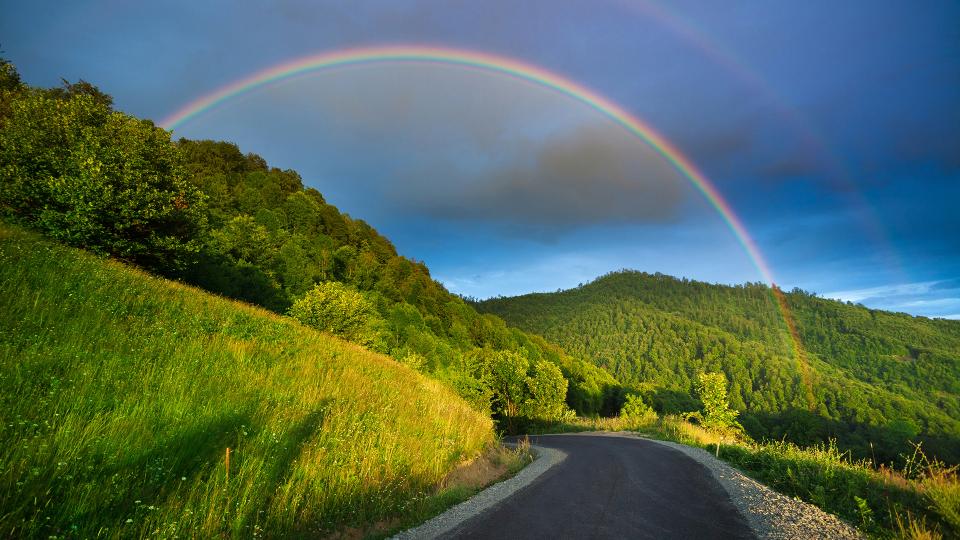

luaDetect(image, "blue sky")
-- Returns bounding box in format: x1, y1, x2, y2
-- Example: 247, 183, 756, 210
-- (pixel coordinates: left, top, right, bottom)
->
2, 0, 958, 317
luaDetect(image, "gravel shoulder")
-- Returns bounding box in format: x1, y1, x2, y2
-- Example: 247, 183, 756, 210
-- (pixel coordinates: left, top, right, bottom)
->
597, 432, 864, 540
395, 431, 863, 539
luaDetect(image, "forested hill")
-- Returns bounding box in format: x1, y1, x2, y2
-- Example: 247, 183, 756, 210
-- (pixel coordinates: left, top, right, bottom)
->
0, 59, 620, 431
476, 270, 960, 465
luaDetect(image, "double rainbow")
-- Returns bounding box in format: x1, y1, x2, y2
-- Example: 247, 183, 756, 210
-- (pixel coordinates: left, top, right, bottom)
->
161, 45, 812, 403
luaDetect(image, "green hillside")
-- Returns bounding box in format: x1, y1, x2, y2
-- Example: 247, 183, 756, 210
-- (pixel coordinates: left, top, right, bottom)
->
477, 270, 960, 465
0, 223, 493, 537
0, 62, 623, 435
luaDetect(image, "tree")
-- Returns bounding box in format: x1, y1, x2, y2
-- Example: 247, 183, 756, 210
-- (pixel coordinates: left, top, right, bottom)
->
694, 372, 741, 433
0, 91, 206, 271
46, 78, 113, 109
288, 282, 385, 351
620, 393, 657, 427
524, 360, 570, 422
488, 350, 529, 432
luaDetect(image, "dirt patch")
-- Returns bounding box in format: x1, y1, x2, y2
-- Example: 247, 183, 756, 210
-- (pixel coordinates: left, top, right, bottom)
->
440, 444, 518, 492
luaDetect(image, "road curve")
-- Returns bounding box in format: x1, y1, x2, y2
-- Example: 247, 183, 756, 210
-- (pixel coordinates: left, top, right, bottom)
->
443, 434, 755, 539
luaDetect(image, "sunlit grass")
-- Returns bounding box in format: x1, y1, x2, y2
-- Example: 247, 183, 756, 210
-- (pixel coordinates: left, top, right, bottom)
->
0, 223, 493, 538
645, 416, 958, 539
528, 411, 958, 538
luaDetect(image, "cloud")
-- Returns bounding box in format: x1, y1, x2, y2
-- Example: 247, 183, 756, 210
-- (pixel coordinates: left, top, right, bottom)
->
823, 279, 960, 318
244, 64, 694, 235
824, 281, 940, 304
392, 122, 687, 234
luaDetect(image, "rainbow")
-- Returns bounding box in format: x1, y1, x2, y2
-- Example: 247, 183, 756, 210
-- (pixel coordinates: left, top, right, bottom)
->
161, 45, 814, 404
161, 45, 776, 284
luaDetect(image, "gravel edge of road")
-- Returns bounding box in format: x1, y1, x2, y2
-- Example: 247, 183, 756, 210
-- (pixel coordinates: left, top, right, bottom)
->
640, 437, 865, 540
391, 444, 567, 540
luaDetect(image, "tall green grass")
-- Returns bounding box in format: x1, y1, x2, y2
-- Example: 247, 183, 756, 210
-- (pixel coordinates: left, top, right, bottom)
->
0, 223, 493, 537
645, 416, 959, 539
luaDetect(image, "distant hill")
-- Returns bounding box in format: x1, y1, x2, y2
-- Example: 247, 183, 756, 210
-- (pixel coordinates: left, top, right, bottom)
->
476, 270, 960, 465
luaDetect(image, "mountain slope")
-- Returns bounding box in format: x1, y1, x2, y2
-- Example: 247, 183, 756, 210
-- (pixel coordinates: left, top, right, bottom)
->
0, 67, 624, 431
477, 270, 960, 465
0, 223, 492, 538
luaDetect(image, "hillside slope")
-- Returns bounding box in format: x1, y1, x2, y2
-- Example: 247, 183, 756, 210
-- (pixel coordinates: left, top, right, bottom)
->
0, 223, 492, 538
477, 270, 960, 465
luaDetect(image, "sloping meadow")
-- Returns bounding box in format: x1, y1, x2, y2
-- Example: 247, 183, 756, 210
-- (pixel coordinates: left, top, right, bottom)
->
0, 224, 493, 537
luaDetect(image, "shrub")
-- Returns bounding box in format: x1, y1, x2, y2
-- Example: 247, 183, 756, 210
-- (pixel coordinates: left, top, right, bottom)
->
288, 281, 386, 350
524, 360, 571, 422
694, 371, 741, 433
620, 393, 657, 426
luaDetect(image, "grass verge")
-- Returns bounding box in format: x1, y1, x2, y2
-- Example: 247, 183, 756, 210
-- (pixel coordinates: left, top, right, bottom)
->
531, 415, 958, 539
0, 223, 493, 538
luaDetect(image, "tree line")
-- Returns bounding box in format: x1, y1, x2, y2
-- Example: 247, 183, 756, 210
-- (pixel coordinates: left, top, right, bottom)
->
0, 58, 624, 432
478, 270, 960, 465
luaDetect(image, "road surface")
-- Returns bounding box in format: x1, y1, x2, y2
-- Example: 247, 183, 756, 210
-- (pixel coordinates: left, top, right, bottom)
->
444, 434, 755, 539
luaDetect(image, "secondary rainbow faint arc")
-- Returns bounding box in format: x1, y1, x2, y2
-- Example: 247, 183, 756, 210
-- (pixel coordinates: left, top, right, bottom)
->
161, 45, 779, 288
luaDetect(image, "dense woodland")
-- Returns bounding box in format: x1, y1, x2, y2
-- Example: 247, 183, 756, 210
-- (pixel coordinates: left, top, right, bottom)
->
478, 270, 960, 465
0, 59, 620, 430
4, 57, 958, 467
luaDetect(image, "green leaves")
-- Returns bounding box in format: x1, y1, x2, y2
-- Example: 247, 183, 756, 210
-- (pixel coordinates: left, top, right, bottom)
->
524, 360, 570, 422
288, 281, 386, 351
620, 393, 656, 426
0, 91, 206, 271
695, 372, 741, 433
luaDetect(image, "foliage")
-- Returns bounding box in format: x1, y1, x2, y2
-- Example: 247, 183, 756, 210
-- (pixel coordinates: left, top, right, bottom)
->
694, 372, 741, 433
0, 223, 493, 538
523, 360, 572, 422
620, 393, 657, 427
288, 281, 386, 351
637, 415, 958, 539
488, 350, 529, 431
170, 137, 623, 423
0, 60, 625, 434
0, 90, 206, 271
478, 270, 960, 466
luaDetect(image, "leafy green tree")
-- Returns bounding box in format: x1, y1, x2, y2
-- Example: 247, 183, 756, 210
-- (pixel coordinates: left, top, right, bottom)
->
0, 57, 23, 121
288, 281, 385, 351
620, 393, 657, 426
694, 372, 741, 432
524, 360, 570, 421
488, 350, 529, 432
45, 78, 113, 109
0, 91, 206, 271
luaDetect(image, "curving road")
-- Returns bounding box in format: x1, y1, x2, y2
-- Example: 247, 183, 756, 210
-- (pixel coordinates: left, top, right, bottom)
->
443, 434, 755, 539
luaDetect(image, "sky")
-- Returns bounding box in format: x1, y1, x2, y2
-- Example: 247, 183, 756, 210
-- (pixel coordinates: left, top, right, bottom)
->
2, 0, 958, 318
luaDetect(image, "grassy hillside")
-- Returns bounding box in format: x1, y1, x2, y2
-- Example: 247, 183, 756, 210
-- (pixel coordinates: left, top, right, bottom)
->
477, 270, 960, 465
0, 65, 625, 427
0, 223, 493, 538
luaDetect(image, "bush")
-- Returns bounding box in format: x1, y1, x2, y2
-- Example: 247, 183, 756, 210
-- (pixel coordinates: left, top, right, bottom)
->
524, 360, 571, 422
0, 91, 207, 271
620, 393, 657, 426
694, 372, 741, 433
288, 281, 386, 350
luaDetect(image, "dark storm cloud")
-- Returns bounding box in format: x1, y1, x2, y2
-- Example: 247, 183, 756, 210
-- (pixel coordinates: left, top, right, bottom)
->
757, 149, 826, 180
393, 123, 686, 232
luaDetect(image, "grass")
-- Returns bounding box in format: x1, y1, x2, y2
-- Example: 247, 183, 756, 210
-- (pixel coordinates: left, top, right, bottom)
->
527, 413, 958, 538
0, 223, 495, 538
365, 442, 533, 539
644, 416, 957, 539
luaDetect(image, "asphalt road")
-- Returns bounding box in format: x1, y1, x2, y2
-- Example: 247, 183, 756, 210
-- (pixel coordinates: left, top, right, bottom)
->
443, 434, 756, 539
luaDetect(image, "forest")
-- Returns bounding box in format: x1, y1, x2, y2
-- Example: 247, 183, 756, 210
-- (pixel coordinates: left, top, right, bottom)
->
4, 55, 958, 467
478, 270, 960, 465
0, 58, 621, 431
